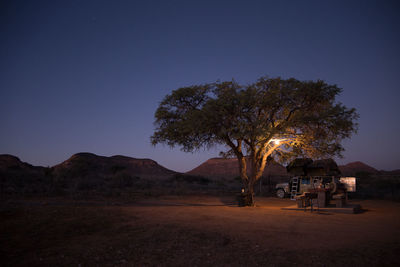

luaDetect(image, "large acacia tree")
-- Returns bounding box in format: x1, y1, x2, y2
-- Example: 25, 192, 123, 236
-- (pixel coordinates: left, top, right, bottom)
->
151, 76, 358, 205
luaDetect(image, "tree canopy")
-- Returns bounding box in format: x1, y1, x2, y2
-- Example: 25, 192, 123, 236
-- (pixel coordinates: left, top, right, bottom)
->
151, 76, 358, 205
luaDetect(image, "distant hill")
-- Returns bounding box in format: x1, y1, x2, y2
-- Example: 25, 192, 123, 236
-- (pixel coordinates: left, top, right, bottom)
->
0, 154, 386, 180
187, 157, 289, 178
1, 153, 397, 197
188, 158, 383, 178
0, 154, 49, 194
0, 153, 177, 195
338, 161, 378, 176
53, 152, 177, 179
0, 154, 43, 171
385, 169, 400, 175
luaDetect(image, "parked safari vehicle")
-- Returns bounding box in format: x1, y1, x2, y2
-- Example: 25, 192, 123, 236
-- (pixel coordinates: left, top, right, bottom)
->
275, 176, 356, 199
276, 158, 356, 199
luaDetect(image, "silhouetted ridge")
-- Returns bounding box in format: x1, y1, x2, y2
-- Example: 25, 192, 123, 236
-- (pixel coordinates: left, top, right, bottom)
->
339, 161, 378, 176
187, 157, 288, 178
55, 152, 176, 178
0, 154, 37, 170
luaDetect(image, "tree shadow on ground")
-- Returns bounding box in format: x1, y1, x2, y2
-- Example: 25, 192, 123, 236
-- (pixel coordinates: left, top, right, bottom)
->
219, 196, 239, 207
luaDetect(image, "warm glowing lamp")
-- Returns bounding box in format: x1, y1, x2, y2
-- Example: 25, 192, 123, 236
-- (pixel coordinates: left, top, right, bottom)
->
270, 138, 282, 145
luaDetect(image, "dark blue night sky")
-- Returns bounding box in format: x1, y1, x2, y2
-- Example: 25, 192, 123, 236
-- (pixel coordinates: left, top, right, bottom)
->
1, 0, 399, 171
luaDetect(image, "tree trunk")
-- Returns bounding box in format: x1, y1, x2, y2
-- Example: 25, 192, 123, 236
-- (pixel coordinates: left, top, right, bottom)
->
235, 141, 278, 206
241, 159, 265, 206
236, 160, 260, 206
240, 174, 256, 206
236, 150, 266, 206
245, 183, 255, 206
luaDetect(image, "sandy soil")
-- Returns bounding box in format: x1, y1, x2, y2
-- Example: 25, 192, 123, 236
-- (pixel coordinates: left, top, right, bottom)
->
1, 195, 399, 266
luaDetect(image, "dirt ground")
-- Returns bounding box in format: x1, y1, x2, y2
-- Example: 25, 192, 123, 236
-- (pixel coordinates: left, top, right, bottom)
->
1, 195, 399, 266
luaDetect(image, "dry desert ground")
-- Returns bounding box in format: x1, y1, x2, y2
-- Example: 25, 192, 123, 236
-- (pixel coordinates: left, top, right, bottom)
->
1, 195, 399, 266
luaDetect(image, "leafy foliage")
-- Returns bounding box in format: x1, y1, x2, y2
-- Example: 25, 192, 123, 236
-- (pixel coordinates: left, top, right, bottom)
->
152, 76, 359, 205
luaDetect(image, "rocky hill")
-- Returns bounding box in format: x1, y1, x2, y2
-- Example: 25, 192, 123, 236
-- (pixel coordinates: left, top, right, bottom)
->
338, 161, 378, 176
384, 169, 400, 175
0, 153, 177, 195
0, 154, 50, 194
187, 157, 289, 178
50, 153, 178, 193
1, 153, 396, 197
0, 154, 43, 171
188, 158, 382, 178
53, 152, 176, 179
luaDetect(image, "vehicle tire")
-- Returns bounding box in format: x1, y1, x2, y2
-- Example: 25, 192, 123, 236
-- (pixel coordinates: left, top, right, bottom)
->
329, 182, 337, 194
276, 188, 286, 198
